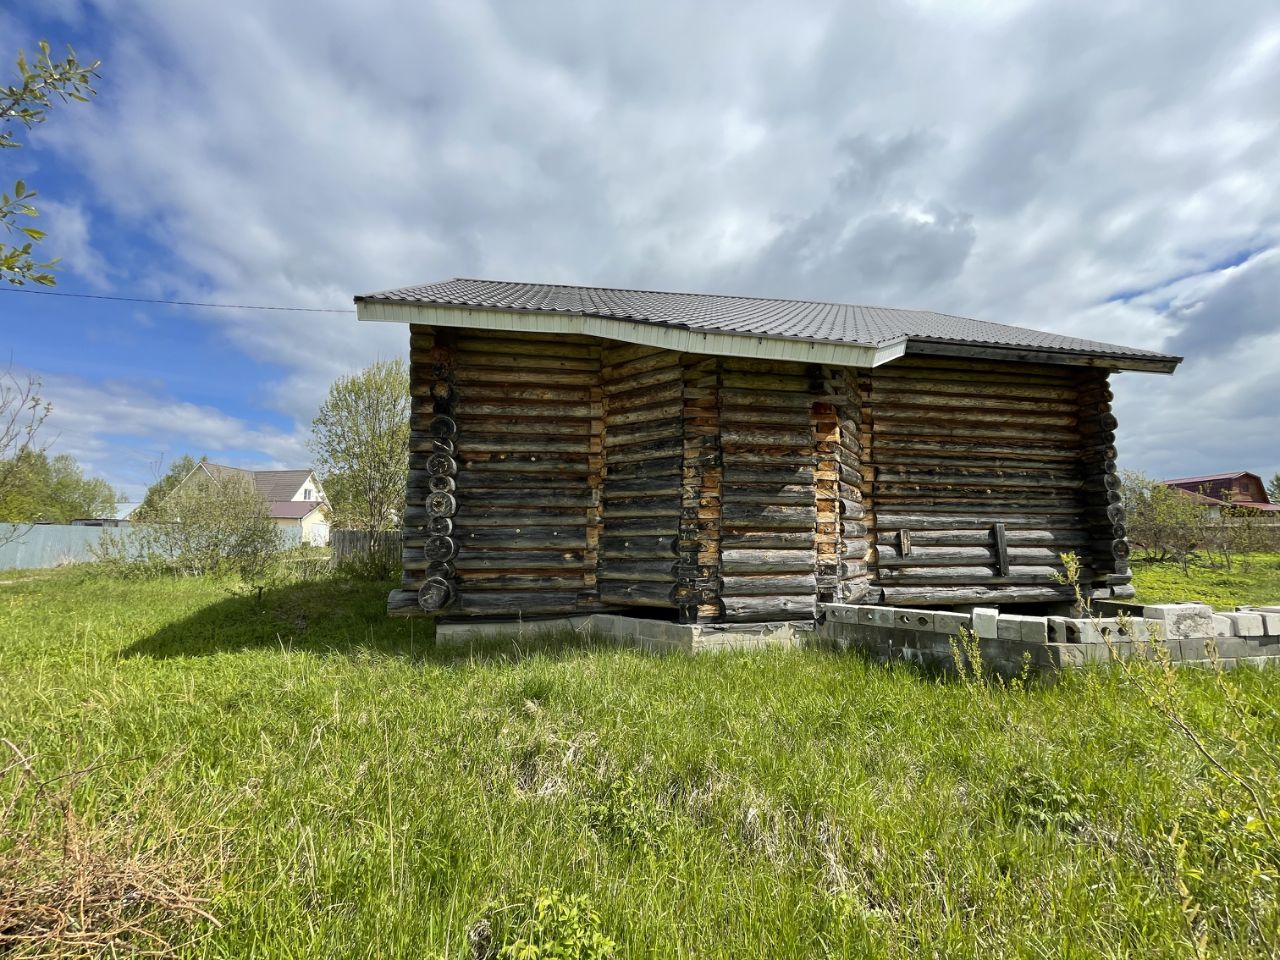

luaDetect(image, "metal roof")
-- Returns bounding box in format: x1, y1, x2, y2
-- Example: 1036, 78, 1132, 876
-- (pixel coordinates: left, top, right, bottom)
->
356, 277, 1181, 371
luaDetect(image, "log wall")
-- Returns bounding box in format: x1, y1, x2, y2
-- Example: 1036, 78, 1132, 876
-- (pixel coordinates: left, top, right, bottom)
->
597, 343, 684, 610
859, 355, 1120, 606
391, 328, 1130, 620
716, 359, 823, 622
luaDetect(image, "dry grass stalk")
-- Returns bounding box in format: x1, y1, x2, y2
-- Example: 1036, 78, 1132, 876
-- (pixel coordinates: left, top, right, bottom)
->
0, 739, 219, 958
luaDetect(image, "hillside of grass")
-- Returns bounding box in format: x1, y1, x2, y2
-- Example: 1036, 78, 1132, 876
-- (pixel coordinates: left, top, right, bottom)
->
3, 567, 1280, 958
1132, 552, 1280, 608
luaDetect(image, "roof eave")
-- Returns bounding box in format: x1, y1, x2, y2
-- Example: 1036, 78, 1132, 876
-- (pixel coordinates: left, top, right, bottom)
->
357, 298, 887, 368
901, 338, 1181, 374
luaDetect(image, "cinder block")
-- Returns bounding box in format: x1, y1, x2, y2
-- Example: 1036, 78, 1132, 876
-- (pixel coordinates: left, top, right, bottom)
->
1211, 615, 1232, 637
1142, 603, 1215, 640
893, 609, 935, 631
1210, 636, 1253, 660
996, 616, 1023, 641
1260, 613, 1280, 635
822, 604, 864, 624
1048, 617, 1081, 644
1221, 612, 1265, 637
1049, 643, 1087, 668
933, 611, 971, 637
969, 607, 998, 639
1021, 620, 1049, 644
858, 606, 895, 627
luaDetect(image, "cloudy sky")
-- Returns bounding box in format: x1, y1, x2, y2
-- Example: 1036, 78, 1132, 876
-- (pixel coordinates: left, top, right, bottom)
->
5, 0, 1279, 501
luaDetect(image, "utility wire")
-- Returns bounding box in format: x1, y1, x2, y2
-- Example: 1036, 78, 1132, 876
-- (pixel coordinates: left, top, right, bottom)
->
0, 286, 355, 313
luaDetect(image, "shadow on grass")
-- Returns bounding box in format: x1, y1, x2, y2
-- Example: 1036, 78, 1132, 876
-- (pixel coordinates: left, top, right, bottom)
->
121, 577, 614, 666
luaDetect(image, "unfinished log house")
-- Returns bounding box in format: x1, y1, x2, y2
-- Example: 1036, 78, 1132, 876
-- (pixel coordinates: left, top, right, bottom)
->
355, 279, 1180, 624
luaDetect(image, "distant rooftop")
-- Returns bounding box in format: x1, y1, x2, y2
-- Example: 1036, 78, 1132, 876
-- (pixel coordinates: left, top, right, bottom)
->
357, 277, 1182, 372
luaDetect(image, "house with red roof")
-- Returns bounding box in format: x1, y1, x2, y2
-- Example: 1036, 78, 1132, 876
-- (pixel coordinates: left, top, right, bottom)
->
1161, 471, 1280, 513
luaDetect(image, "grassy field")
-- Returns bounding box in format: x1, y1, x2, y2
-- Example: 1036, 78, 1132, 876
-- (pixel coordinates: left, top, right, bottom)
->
3, 566, 1280, 958
1132, 552, 1280, 608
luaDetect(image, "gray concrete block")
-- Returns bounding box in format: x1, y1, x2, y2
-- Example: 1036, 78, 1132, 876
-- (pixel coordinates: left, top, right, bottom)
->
858, 606, 895, 627
1020, 618, 1050, 644
969, 607, 998, 639
1142, 603, 1215, 640
1211, 615, 1233, 637
931, 611, 970, 637
892, 608, 935, 631
1221, 612, 1265, 637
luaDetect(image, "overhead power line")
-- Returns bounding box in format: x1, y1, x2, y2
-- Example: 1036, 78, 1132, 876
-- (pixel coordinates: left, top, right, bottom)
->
0, 286, 355, 313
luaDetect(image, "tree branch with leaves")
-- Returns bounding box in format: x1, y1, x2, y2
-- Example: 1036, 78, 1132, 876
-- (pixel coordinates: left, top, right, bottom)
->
1, 41, 99, 286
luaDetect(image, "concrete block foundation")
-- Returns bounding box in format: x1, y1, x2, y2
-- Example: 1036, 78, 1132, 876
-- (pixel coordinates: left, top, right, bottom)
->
432, 599, 1280, 675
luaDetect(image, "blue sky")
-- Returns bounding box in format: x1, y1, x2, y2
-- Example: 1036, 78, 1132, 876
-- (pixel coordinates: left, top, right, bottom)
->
4, 1, 1279, 501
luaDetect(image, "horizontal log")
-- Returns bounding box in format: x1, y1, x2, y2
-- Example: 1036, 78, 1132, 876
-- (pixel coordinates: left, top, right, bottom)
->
605, 379, 683, 411
455, 528, 588, 549
866, 388, 1080, 415
719, 427, 815, 449
451, 383, 594, 403
457, 437, 592, 455
721, 548, 817, 574
721, 504, 817, 530
866, 439, 1080, 463
453, 590, 587, 616
603, 497, 682, 519
879, 584, 1075, 606
719, 530, 816, 550
720, 573, 818, 597
598, 559, 678, 582
718, 387, 814, 409
453, 509, 590, 529
871, 421, 1079, 444
451, 336, 598, 359
457, 452, 589, 470
721, 485, 814, 506
456, 489, 596, 508
453, 549, 588, 570
873, 544, 1065, 566
721, 465, 818, 487
721, 370, 814, 392
601, 366, 683, 397
718, 406, 816, 428
720, 595, 816, 623
451, 366, 596, 388
459, 471, 585, 490
600, 535, 678, 559
458, 574, 586, 591
880, 528, 1089, 547
874, 565, 1069, 583
602, 418, 684, 448
605, 477, 682, 498
598, 581, 677, 608
607, 400, 683, 427
600, 342, 665, 365
873, 407, 1077, 429
606, 455, 683, 479
872, 512, 1084, 529
452, 350, 599, 372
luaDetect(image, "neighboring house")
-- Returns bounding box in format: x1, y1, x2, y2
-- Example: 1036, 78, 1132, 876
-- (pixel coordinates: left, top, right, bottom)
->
1161, 472, 1280, 514
173, 463, 332, 545
356, 277, 1181, 623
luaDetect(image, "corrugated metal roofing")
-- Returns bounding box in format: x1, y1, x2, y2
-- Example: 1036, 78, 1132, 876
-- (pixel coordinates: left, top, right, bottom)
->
268, 500, 325, 519
357, 277, 1179, 365
251, 469, 313, 501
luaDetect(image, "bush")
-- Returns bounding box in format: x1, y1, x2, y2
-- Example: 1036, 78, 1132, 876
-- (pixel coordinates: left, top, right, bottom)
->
92, 474, 282, 581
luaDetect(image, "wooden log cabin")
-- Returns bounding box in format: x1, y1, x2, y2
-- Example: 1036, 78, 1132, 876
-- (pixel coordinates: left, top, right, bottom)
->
355, 279, 1180, 624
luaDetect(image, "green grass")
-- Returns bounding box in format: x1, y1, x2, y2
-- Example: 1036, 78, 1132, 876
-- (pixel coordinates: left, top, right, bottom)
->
1133, 552, 1280, 608
3, 567, 1280, 957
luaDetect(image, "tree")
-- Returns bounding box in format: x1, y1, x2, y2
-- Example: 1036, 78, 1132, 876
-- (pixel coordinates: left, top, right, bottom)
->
309, 359, 409, 532
1121, 470, 1208, 573
2, 41, 99, 285
135, 454, 204, 519
0, 449, 116, 522
97, 473, 282, 581
0, 367, 50, 545
1269, 473, 1280, 505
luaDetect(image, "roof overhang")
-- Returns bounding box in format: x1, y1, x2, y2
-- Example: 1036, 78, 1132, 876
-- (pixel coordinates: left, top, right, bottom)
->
357, 298, 1179, 373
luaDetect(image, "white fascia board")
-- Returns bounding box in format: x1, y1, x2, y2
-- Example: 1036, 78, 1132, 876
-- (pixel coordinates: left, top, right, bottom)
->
357, 300, 898, 368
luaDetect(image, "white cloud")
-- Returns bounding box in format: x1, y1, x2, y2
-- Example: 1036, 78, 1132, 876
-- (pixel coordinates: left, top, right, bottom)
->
25, 0, 1280, 488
